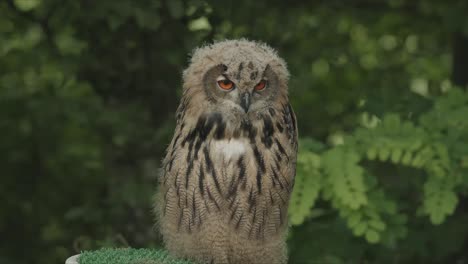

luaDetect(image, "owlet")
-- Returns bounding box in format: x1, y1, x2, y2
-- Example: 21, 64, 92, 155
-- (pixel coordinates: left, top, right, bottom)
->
155, 39, 298, 264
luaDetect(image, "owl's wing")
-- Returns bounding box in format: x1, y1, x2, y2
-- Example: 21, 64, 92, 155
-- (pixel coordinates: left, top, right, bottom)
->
283, 102, 298, 154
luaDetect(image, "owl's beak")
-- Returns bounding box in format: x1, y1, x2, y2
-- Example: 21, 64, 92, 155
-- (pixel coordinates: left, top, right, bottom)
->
240, 92, 251, 113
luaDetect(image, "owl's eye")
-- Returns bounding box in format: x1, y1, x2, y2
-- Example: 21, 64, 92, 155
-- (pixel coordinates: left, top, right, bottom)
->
255, 80, 267, 91
217, 79, 234, 90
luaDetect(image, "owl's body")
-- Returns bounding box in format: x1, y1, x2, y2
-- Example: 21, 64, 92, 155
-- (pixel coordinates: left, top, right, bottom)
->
156, 40, 297, 264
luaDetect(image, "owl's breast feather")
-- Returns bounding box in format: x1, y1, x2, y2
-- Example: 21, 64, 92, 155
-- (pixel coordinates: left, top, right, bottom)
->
211, 139, 248, 160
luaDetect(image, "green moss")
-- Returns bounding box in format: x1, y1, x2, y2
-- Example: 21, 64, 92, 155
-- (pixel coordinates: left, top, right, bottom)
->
79, 248, 193, 264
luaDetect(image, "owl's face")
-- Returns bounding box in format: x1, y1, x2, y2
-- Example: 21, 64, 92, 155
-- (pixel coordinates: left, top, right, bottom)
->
182, 40, 289, 122
202, 62, 280, 114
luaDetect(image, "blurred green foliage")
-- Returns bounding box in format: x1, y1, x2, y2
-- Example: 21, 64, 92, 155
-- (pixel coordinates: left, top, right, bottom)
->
1, 0, 468, 263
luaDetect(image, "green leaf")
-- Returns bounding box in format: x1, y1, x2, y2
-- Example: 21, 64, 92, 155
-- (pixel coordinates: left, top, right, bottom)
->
188, 17, 212, 31
401, 151, 412, 165
353, 221, 367, 236
54, 28, 87, 55
365, 229, 380, 243
378, 147, 390, 161
323, 148, 367, 210
382, 113, 400, 131
423, 176, 458, 225
289, 150, 322, 226
368, 219, 386, 231
366, 147, 377, 160
14, 0, 41, 11
390, 148, 402, 163
347, 211, 362, 228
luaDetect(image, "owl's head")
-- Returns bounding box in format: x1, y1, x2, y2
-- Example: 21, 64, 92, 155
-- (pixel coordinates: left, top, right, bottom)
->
182, 39, 289, 117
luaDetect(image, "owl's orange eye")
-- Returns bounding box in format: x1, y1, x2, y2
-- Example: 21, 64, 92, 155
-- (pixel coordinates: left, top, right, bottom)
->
255, 80, 267, 91
217, 79, 234, 90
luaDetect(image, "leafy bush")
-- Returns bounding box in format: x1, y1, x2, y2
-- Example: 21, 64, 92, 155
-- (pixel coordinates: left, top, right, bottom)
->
290, 89, 468, 262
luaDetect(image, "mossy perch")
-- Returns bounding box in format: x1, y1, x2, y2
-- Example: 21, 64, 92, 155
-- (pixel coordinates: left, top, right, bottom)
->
71, 248, 193, 264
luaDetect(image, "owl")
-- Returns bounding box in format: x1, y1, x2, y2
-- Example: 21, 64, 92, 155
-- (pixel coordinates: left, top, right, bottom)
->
155, 39, 298, 264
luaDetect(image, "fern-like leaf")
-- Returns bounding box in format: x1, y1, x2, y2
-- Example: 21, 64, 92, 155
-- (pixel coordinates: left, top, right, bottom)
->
289, 150, 322, 226
323, 147, 367, 210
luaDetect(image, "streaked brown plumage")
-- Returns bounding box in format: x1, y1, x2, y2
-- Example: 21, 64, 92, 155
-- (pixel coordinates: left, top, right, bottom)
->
155, 39, 297, 264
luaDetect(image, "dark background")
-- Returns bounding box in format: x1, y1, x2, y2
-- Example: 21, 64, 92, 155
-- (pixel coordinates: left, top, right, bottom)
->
1, 0, 468, 263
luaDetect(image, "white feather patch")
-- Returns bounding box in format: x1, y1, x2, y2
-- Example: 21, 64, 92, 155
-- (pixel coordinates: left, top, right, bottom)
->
212, 139, 247, 160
